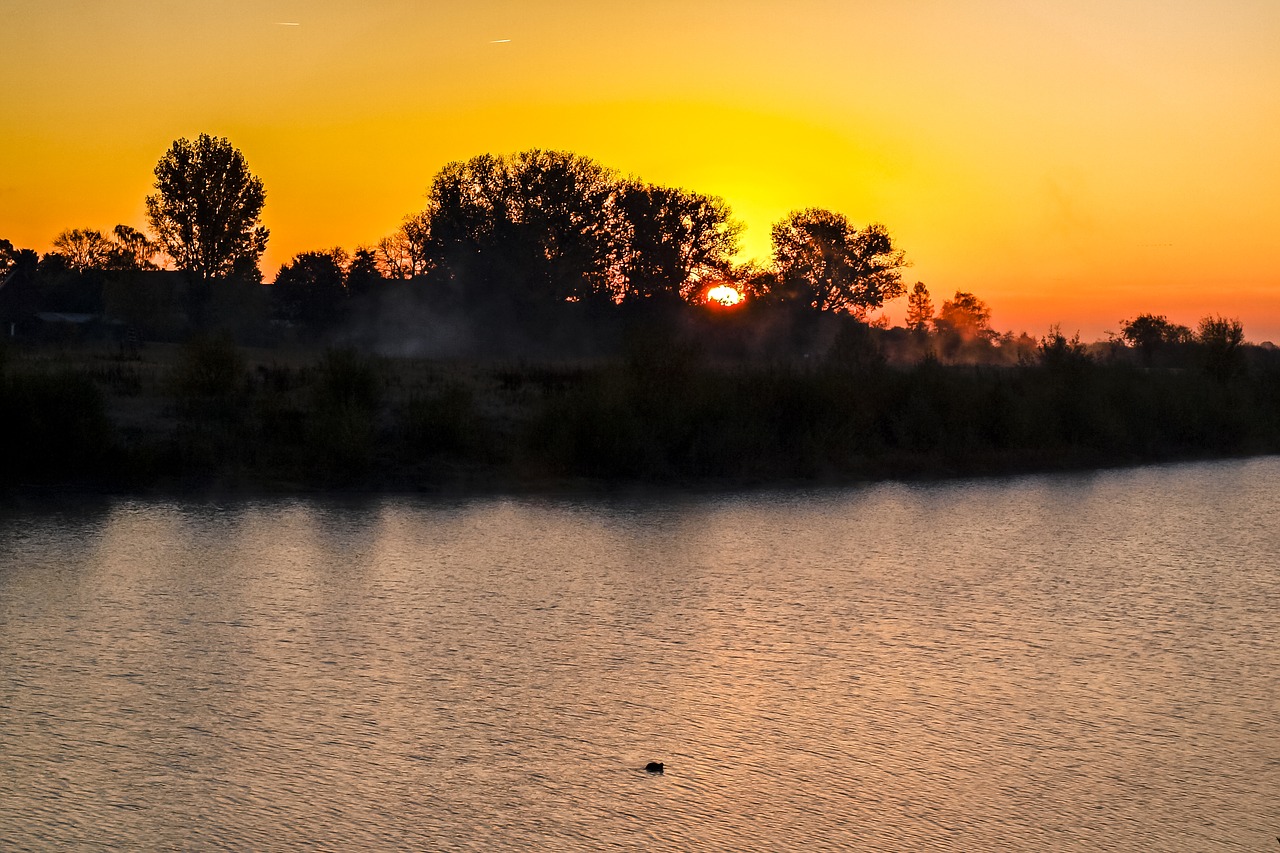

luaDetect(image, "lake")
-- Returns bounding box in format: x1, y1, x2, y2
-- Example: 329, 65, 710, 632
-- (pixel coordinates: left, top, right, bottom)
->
2, 459, 1278, 850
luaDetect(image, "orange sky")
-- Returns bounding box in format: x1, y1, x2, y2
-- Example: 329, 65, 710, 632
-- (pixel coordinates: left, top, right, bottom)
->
3, 0, 1278, 340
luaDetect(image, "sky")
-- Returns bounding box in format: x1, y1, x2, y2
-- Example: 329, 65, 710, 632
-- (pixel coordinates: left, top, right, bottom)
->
2, 0, 1278, 340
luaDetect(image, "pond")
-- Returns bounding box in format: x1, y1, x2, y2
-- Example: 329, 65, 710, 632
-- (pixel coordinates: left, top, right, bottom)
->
2, 459, 1278, 849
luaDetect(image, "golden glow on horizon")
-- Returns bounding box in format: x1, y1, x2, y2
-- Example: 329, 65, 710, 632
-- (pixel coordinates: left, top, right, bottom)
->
2, 0, 1278, 339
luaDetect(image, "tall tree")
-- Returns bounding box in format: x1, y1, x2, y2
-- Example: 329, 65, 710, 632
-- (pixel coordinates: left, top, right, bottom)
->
613, 181, 741, 302
771, 209, 906, 315
905, 281, 933, 333
146, 134, 269, 283
424, 150, 618, 305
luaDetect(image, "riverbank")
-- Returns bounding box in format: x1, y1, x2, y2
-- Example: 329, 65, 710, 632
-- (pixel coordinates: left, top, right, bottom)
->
4, 338, 1280, 495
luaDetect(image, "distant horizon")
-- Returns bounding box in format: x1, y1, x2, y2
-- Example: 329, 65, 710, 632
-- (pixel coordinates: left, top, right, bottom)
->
3, 0, 1277, 341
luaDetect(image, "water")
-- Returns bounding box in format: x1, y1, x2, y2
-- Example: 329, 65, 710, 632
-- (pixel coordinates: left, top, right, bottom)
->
2, 459, 1278, 850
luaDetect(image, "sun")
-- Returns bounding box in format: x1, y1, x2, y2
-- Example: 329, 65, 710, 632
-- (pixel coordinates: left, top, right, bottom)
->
706, 284, 743, 308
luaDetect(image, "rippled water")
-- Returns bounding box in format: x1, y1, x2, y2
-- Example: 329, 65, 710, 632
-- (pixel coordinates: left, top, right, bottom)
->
2, 459, 1279, 850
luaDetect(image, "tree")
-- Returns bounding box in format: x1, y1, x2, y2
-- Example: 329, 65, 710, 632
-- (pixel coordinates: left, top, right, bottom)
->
1196, 315, 1245, 380
423, 150, 619, 305
49, 225, 159, 272
346, 248, 383, 297
1118, 313, 1191, 366
272, 249, 348, 332
377, 212, 432, 280
0, 239, 17, 281
0, 241, 42, 327
51, 228, 113, 271
1037, 324, 1090, 370
905, 281, 933, 333
935, 291, 992, 340
613, 181, 741, 302
0, 241, 38, 287
146, 134, 269, 283
107, 225, 160, 271
770, 209, 906, 315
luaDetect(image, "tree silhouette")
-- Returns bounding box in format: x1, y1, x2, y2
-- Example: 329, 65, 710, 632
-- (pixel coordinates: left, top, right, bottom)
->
0, 239, 18, 281
1196, 315, 1245, 380
423, 150, 618, 306
50, 226, 159, 272
1038, 324, 1090, 370
146, 134, 269, 283
0, 242, 44, 326
771, 209, 906, 314
613, 181, 741, 302
935, 291, 993, 341
377, 212, 431, 280
51, 228, 113, 271
1119, 314, 1191, 366
272, 250, 348, 332
905, 281, 933, 333
346, 248, 383, 297
1, 240, 35, 301
108, 225, 160, 271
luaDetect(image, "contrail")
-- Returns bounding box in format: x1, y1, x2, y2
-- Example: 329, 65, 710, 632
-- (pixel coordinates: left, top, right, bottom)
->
277, 22, 301, 26
489, 38, 511, 43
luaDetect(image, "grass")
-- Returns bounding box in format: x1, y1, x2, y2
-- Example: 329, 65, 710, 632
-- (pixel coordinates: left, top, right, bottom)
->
3, 338, 1278, 493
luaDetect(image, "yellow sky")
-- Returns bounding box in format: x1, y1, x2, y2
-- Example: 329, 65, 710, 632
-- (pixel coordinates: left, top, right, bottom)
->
3, 0, 1278, 339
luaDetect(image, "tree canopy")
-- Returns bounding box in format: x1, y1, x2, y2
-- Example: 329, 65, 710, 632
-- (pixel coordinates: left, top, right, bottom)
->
1119, 313, 1192, 366
146, 134, 269, 283
51, 229, 113, 271
936, 291, 993, 341
612, 180, 741, 302
422, 150, 619, 305
49, 226, 159, 272
272, 249, 349, 331
1195, 315, 1245, 380
770, 209, 907, 315
390, 150, 742, 308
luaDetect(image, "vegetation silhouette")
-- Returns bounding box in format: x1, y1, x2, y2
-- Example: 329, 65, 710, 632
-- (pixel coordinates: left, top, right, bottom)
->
1196, 315, 1246, 381
905, 282, 933, 334
147, 134, 269, 285
272, 249, 350, 337
768, 209, 906, 315
1118, 313, 1192, 367
4, 137, 1280, 492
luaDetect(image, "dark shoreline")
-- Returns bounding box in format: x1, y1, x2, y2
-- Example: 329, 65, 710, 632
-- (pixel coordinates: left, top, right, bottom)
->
7, 457, 1280, 526
5, 444, 1276, 506
5, 339, 1280, 501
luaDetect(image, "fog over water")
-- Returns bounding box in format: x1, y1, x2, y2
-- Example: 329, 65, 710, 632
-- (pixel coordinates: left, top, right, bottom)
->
2, 459, 1278, 850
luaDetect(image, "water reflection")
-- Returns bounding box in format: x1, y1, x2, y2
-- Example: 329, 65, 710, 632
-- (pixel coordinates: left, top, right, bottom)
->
2, 459, 1278, 850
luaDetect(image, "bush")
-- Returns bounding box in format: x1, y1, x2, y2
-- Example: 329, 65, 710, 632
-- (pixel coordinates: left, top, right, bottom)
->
0, 369, 115, 485
402, 383, 485, 460
172, 334, 246, 415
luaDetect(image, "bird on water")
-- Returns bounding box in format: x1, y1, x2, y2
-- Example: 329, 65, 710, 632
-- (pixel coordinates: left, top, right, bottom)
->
645, 762, 664, 774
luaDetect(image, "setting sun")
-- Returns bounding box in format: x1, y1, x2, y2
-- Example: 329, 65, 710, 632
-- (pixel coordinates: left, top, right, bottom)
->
706, 284, 743, 307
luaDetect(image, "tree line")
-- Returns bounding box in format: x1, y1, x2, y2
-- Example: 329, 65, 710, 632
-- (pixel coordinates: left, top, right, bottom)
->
0, 133, 1256, 370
